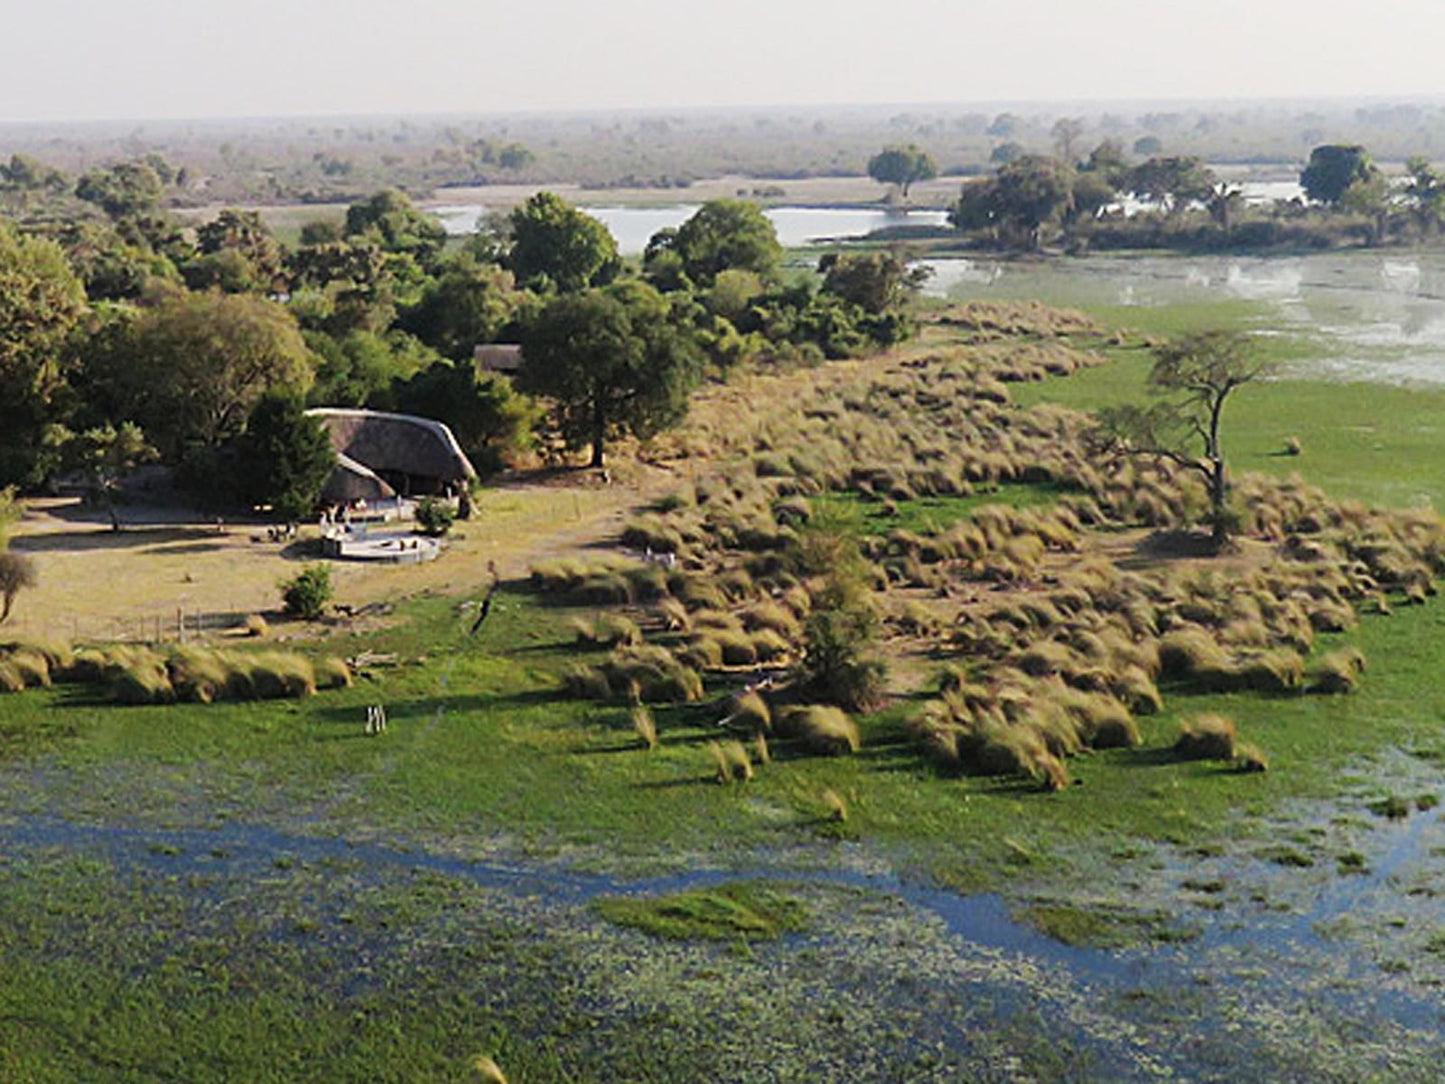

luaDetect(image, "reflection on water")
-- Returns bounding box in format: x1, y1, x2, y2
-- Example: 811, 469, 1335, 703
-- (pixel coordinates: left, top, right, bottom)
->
429, 203, 950, 253
921, 251, 1445, 385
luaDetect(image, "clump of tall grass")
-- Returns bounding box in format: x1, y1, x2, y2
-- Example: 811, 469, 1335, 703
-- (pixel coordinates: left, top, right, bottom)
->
107, 646, 176, 705
631, 705, 658, 750
775, 705, 859, 756
5, 649, 52, 688
570, 613, 642, 649
742, 601, 800, 639
167, 646, 231, 703
1173, 715, 1238, 761
0, 659, 25, 693
707, 740, 753, 782
314, 656, 353, 690
727, 688, 772, 734
1310, 647, 1366, 694
244, 652, 317, 699
572, 646, 704, 703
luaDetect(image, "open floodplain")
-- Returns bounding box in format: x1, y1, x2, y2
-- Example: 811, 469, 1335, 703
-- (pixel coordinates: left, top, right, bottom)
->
7, 279, 1445, 1081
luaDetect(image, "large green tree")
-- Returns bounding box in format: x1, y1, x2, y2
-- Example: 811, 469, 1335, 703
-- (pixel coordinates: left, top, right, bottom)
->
188, 209, 287, 294
75, 162, 165, 219
659, 200, 782, 288
1300, 145, 1375, 206
518, 280, 700, 467
400, 255, 524, 361
236, 395, 335, 523
952, 156, 1076, 250
0, 223, 89, 487
104, 291, 316, 457
866, 145, 938, 198
343, 189, 447, 267
1126, 156, 1216, 215
507, 192, 619, 293
386, 363, 539, 477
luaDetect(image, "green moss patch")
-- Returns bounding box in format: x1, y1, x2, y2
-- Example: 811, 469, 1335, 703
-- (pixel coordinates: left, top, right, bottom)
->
1019, 901, 1199, 949
594, 881, 810, 941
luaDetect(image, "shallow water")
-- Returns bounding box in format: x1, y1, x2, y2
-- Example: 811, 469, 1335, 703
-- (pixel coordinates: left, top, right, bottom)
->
4, 806, 1442, 1074
920, 250, 1445, 386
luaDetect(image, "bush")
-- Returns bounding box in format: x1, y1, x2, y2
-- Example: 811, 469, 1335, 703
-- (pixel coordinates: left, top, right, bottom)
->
281, 564, 333, 620
414, 496, 456, 537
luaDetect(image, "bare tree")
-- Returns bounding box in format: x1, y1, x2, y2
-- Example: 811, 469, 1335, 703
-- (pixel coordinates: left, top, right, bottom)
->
1095, 331, 1269, 550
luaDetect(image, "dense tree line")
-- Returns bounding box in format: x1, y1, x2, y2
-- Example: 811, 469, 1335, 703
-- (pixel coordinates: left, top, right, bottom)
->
947, 141, 1445, 254
0, 169, 926, 512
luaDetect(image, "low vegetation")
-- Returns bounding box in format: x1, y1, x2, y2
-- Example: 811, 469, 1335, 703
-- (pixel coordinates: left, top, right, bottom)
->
593, 881, 810, 941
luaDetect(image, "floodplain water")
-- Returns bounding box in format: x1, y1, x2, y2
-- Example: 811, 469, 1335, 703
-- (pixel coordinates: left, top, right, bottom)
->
921, 250, 1445, 385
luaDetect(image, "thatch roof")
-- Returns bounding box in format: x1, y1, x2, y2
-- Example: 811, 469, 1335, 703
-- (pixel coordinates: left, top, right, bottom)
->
307, 409, 477, 485
474, 344, 523, 374
320, 452, 397, 504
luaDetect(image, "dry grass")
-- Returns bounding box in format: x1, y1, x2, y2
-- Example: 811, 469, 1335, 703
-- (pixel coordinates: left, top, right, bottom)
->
1174, 715, 1239, 762
776, 705, 860, 756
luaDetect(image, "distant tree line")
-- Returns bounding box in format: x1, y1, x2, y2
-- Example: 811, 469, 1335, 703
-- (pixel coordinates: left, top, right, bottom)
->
943, 141, 1445, 254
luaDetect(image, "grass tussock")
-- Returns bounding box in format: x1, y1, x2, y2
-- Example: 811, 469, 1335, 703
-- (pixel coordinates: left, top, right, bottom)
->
707, 739, 754, 782
631, 705, 658, 750
775, 705, 860, 756
1310, 647, 1366, 694
1174, 714, 1238, 762
566, 647, 704, 704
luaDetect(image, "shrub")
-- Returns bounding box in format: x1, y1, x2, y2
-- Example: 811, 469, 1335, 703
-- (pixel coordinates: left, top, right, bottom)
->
776, 705, 860, 756
1174, 714, 1238, 761
414, 496, 456, 537
742, 601, 801, 639
1232, 649, 1305, 693
280, 564, 333, 620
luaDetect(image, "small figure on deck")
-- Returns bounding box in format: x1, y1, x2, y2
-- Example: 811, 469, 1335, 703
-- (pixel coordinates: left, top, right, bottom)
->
469, 561, 501, 636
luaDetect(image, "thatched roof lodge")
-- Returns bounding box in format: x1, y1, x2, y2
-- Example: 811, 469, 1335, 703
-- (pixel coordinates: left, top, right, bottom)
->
474, 343, 522, 375
307, 409, 477, 497
320, 452, 397, 505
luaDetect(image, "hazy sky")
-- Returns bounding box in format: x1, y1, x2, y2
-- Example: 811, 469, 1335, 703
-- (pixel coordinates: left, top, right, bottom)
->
6, 0, 1445, 122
